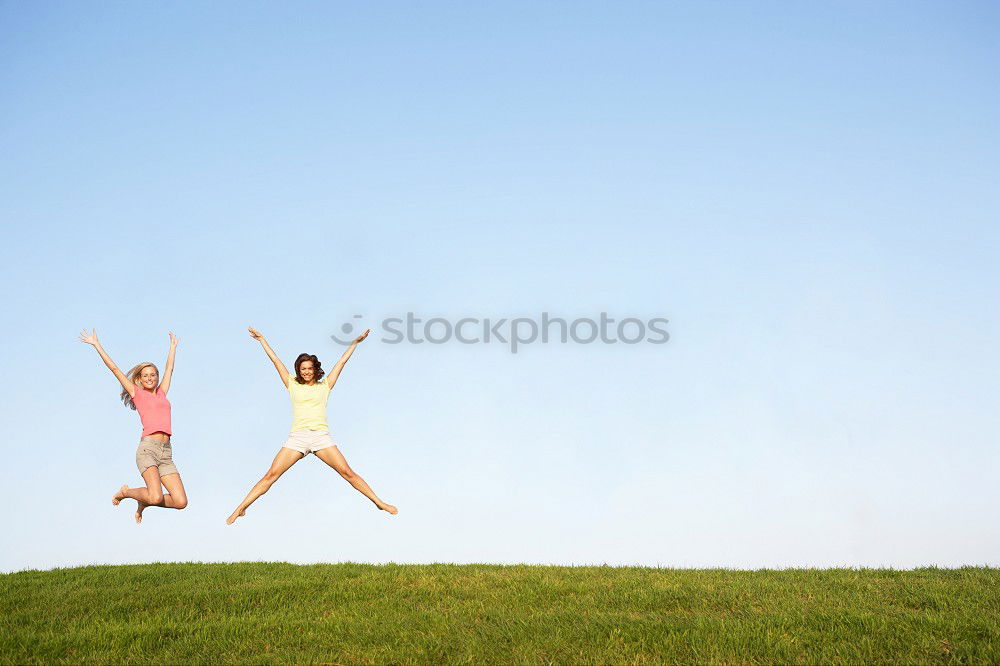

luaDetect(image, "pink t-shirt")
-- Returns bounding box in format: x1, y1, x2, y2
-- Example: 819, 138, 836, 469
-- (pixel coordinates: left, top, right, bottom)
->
132, 384, 172, 437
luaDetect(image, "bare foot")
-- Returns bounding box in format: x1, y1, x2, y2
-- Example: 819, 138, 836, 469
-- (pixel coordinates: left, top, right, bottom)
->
112, 485, 129, 506
378, 503, 398, 515
226, 508, 246, 525
135, 501, 148, 525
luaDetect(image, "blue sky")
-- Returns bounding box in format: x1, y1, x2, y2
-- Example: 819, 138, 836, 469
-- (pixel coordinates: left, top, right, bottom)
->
1, 1, 998, 572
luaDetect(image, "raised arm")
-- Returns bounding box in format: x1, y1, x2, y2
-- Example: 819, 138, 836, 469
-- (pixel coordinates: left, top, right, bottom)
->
159, 331, 178, 395
79, 328, 136, 398
249, 326, 290, 387
326, 328, 370, 389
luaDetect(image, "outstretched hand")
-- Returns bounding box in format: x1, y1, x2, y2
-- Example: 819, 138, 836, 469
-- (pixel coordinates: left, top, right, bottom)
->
248, 326, 264, 341
354, 328, 371, 344
169, 331, 179, 347
79, 328, 99, 346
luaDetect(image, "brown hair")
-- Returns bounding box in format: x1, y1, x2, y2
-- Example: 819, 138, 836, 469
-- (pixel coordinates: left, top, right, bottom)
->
293, 353, 325, 384
121, 362, 158, 410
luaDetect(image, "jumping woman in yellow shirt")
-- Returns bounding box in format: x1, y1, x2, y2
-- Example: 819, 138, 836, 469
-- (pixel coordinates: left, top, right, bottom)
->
226, 326, 397, 524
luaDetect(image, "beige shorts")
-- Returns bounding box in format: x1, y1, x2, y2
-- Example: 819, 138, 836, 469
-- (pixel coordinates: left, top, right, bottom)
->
136, 437, 179, 477
282, 430, 336, 456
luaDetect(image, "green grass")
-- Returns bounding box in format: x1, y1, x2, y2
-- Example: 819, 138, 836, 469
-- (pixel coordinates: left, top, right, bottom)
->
1, 563, 997, 664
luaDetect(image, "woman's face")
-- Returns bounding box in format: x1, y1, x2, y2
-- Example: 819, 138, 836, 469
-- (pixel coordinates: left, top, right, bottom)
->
299, 360, 316, 383
139, 366, 158, 390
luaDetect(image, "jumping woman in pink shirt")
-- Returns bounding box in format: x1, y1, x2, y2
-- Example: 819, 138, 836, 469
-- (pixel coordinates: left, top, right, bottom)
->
80, 329, 188, 524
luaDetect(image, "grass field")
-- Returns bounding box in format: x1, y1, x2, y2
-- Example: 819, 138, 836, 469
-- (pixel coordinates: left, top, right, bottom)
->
1, 563, 997, 664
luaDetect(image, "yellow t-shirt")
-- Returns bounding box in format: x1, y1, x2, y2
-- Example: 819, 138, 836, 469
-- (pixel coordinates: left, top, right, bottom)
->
286, 376, 332, 431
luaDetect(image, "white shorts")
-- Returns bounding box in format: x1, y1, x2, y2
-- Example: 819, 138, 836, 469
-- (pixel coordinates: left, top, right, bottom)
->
282, 430, 336, 455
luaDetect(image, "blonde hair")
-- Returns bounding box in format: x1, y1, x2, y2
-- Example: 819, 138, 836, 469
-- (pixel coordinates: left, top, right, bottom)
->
121, 362, 158, 410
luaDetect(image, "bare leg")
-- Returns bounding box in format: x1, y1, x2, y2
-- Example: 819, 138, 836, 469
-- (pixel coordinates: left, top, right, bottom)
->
314, 445, 397, 515
160, 474, 188, 509
134, 499, 149, 524
122, 467, 187, 524
227, 448, 304, 525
